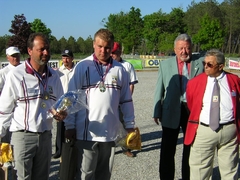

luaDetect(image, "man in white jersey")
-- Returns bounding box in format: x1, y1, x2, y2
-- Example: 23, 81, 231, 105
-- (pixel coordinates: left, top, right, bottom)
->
0, 33, 67, 180
64, 28, 135, 180
111, 42, 138, 157
0, 46, 21, 144
52, 49, 75, 159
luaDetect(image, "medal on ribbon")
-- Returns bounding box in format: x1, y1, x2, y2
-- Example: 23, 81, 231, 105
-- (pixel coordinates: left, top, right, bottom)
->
41, 102, 46, 108
25, 61, 50, 100
99, 81, 106, 92
43, 91, 50, 100
93, 54, 113, 93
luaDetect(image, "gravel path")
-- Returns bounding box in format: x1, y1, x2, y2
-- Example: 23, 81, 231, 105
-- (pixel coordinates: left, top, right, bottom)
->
49, 70, 240, 180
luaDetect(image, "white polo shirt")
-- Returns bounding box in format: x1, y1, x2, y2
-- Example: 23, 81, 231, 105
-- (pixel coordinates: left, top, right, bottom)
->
199, 72, 234, 124
56, 64, 74, 93
120, 59, 138, 85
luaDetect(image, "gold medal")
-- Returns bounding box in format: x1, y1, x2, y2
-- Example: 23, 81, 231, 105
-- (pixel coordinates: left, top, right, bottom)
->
99, 82, 106, 92
43, 91, 50, 100
41, 102, 46, 108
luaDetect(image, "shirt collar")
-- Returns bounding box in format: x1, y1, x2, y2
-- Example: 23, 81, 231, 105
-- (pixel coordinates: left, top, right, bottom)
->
208, 71, 225, 82
93, 53, 112, 65
177, 58, 190, 64
25, 59, 52, 77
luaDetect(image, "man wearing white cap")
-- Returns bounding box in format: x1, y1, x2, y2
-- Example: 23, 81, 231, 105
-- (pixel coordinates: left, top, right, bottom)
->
0, 46, 21, 143
0, 46, 21, 95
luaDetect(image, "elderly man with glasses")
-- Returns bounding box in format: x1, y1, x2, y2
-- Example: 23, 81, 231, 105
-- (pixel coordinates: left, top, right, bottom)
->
184, 49, 240, 180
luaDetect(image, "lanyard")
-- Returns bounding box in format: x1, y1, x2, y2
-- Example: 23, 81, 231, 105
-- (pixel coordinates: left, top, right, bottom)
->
26, 60, 49, 99
93, 54, 113, 83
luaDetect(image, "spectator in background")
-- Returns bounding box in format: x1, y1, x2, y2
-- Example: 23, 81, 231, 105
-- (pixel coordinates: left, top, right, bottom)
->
0, 32, 67, 180
0, 46, 21, 95
152, 34, 204, 180
64, 28, 135, 180
52, 49, 75, 159
111, 42, 138, 157
0, 46, 21, 144
184, 49, 240, 180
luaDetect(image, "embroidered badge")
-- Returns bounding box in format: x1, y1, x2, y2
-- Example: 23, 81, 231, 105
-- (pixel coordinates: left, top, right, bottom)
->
212, 95, 219, 102
48, 86, 53, 94
112, 76, 117, 84
27, 88, 38, 95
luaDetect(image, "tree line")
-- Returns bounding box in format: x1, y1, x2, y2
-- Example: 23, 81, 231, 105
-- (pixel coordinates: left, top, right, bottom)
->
0, 0, 240, 57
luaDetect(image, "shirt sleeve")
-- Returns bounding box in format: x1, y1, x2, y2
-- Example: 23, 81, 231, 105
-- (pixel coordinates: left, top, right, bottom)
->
0, 71, 17, 137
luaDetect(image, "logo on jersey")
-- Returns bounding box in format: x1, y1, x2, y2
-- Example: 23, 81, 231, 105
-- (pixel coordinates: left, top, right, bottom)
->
48, 86, 53, 94
112, 76, 117, 84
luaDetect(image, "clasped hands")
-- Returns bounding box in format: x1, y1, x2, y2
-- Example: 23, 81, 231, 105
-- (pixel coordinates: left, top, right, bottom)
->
53, 110, 67, 121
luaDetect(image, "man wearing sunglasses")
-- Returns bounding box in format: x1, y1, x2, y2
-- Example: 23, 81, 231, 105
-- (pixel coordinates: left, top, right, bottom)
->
153, 34, 204, 180
184, 49, 240, 179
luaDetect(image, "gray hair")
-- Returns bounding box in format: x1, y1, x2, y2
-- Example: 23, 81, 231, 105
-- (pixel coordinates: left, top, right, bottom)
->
205, 49, 225, 64
174, 34, 192, 48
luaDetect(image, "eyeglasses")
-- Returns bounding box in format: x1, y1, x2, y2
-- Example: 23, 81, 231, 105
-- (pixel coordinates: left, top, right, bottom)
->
202, 61, 219, 68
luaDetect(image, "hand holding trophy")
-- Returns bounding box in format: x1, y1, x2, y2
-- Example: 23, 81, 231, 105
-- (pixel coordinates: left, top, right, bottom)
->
47, 89, 88, 120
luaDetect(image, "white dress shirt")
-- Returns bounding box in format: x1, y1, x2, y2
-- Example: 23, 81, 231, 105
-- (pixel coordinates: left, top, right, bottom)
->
199, 72, 234, 124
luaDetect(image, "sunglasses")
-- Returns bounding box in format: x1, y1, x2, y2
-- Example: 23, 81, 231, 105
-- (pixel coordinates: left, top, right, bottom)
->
202, 61, 219, 68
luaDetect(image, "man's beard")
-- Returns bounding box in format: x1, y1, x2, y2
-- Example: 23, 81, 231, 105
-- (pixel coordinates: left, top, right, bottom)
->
180, 55, 190, 62
35, 56, 49, 65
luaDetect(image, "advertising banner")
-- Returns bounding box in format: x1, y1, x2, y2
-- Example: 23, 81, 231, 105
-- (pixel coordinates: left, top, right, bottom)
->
144, 59, 162, 67
228, 59, 240, 70
125, 59, 143, 70
1, 60, 60, 69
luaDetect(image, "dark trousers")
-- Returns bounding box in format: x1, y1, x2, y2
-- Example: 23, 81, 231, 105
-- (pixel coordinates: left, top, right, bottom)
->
2, 128, 11, 143
159, 103, 190, 180
54, 121, 65, 156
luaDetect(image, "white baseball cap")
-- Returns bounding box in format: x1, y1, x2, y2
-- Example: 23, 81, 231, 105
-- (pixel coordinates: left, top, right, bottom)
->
6, 46, 20, 56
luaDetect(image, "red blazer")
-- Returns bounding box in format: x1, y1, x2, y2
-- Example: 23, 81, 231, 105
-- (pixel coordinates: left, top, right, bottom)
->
184, 72, 240, 145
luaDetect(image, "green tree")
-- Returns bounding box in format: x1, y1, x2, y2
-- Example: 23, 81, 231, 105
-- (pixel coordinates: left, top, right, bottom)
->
59, 37, 67, 52
8, 14, 32, 55
30, 18, 52, 39
193, 14, 225, 50
84, 36, 93, 54
76, 37, 86, 54
124, 7, 143, 54
220, 0, 240, 54
143, 10, 167, 55
158, 32, 179, 55
50, 35, 60, 54
103, 11, 127, 42
184, 0, 224, 51
0, 35, 11, 55
67, 36, 78, 53
168, 8, 186, 33
104, 7, 143, 54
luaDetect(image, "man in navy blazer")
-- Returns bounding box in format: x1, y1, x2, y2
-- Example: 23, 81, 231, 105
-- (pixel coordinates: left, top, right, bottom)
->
153, 34, 204, 180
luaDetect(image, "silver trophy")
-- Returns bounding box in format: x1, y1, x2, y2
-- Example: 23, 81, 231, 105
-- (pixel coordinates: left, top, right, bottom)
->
47, 89, 88, 118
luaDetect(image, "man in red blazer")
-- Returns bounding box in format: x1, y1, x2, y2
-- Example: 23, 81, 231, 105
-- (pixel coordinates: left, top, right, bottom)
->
184, 49, 240, 180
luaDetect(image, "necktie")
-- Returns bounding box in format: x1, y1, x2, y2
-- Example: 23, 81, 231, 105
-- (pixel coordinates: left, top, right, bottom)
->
209, 78, 220, 131
182, 62, 189, 102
